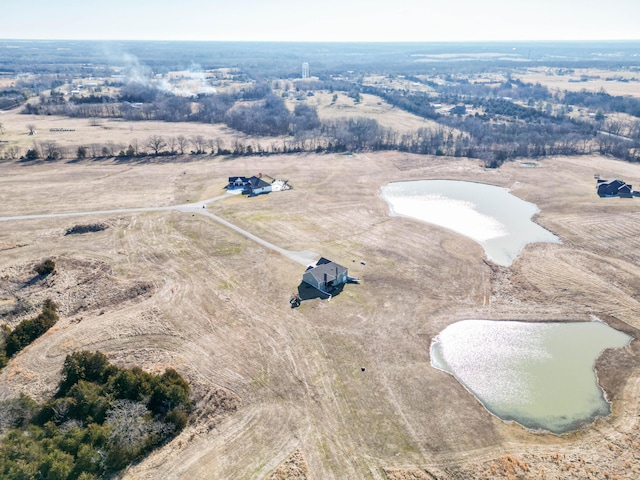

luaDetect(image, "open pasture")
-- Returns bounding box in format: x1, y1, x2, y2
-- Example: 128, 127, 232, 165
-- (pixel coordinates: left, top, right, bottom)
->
2, 152, 640, 478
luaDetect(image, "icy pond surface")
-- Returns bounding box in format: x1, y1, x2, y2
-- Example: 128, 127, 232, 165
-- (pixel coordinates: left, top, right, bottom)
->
381, 180, 560, 266
430, 320, 632, 434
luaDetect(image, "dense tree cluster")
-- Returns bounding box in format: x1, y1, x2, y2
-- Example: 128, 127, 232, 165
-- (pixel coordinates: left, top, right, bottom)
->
0, 90, 26, 110
476, 98, 547, 120
562, 90, 640, 117
226, 94, 291, 136
0, 351, 190, 479
1, 300, 58, 365
192, 93, 235, 123
362, 86, 440, 120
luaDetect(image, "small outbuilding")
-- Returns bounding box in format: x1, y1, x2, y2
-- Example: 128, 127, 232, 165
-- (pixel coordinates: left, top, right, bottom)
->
302, 257, 349, 294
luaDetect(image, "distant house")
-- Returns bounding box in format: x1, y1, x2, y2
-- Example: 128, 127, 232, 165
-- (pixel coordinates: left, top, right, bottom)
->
228, 175, 290, 196
302, 257, 349, 294
597, 178, 633, 197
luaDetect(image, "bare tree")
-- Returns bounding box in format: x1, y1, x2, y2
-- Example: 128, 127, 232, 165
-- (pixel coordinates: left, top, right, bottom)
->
190, 135, 206, 154
232, 139, 246, 155
167, 136, 177, 154
131, 138, 140, 156
51, 400, 71, 423
105, 400, 155, 451
40, 140, 60, 160
205, 138, 217, 155
101, 141, 116, 157
176, 135, 188, 155
26, 124, 37, 135
5, 146, 20, 160
89, 143, 100, 158
146, 134, 167, 155
215, 138, 225, 154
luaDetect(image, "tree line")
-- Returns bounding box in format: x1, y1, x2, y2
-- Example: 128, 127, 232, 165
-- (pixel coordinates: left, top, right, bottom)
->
7, 115, 640, 167
11, 77, 640, 166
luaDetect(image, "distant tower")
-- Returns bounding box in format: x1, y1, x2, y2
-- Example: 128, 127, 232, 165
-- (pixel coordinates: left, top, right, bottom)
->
302, 62, 309, 79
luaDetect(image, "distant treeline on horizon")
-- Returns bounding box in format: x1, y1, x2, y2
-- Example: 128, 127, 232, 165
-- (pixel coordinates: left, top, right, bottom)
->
1, 39, 640, 77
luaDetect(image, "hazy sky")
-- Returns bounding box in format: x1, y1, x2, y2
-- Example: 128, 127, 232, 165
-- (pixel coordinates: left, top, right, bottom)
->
4, 0, 640, 42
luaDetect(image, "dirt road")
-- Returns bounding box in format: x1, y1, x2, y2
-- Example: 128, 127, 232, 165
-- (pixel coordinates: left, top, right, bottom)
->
0, 191, 319, 267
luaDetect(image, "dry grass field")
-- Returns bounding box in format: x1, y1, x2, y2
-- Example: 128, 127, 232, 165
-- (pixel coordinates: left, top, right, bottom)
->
0, 108, 284, 155
515, 67, 640, 97
2, 148, 640, 479
290, 91, 443, 135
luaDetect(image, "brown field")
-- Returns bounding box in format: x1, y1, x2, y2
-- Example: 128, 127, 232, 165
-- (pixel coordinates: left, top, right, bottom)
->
2, 149, 640, 479
0, 108, 283, 154
515, 67, 640, 97
290, 91, 443, 135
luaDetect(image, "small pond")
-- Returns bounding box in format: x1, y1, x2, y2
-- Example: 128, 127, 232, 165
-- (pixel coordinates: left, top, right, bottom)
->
430, 319, 632, 434
381, 180, 560, 266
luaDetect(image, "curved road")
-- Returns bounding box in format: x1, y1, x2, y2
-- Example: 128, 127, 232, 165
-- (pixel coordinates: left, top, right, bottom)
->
0, 192, 319, 267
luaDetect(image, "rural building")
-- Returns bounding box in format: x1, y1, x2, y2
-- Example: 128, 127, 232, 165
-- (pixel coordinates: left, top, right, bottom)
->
227, 176, 250, 189
244, 176, 272, 196
270, 179, 291, 192
596, 178, 634, 197
302, 258, 349, 294
227, 175, 290, 196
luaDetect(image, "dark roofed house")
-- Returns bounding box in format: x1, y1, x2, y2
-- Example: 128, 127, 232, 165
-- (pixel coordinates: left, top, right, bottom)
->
618, 183, 633, 197
597, 179, 633, 197
302, 257, 348, 294
243, 176, 272, 196
227, 176, 250, 189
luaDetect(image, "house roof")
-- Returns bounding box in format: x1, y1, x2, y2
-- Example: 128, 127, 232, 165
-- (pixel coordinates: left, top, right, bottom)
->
228, 176, 249, 183
304, 259, 348, 285
248, 176, 271, 189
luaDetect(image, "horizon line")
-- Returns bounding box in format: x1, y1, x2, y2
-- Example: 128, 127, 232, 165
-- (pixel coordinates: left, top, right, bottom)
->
2, 38, 640, 44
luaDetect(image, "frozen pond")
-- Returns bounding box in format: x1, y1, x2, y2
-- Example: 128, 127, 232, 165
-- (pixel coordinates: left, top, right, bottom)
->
381, 180, 560, 266
430, 320, 632, 434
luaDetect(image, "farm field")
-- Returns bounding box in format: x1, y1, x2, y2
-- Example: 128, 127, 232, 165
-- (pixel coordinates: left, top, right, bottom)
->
293, 91, 442, 134
2, 151, 640, 479
515, 67, 640, 97
0, 107, 283, 154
